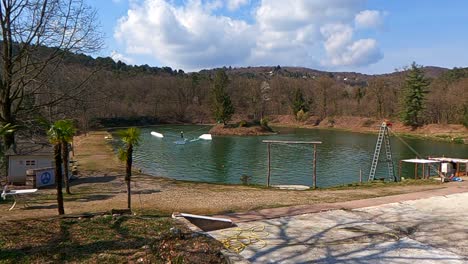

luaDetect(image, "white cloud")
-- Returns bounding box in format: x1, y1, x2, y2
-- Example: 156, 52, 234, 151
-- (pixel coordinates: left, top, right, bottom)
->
110, 50, 135, 64
114, 0, 384, 70
205, 0, 223, 11
321, 24, 354, 54
324, 39, 383, 66
319, 23, 382, 66
355, 10, 385, 29
227, 0, 248, 11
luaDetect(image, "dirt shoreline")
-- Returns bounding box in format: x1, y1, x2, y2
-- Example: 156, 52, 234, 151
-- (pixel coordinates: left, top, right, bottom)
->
268, 115, 468, 143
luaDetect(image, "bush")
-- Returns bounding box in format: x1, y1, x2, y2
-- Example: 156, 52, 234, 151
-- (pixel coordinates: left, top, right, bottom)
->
363, 119, 375, 127
260, 117, 273, 132
238, 120, 247, 127
296, 109, 309, 122
260, 117, 269, 127
240, 175, 251, 185
463, 105, 468, 128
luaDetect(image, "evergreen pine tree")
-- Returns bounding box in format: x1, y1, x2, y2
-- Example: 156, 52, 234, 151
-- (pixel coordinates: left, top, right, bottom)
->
400, 62, 430, 127
463, 104, 468, 128
211, 70, 235, 125
292, 88, 309, 115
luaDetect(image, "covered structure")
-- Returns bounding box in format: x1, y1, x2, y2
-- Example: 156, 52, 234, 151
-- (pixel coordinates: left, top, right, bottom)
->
399, 159, 442, 180
428, 157, 468, 177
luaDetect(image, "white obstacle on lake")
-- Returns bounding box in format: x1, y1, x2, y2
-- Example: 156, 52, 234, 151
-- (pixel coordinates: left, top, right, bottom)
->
150, 131, 164, 138
174, 140, 187, 145
199, 134, 212, 140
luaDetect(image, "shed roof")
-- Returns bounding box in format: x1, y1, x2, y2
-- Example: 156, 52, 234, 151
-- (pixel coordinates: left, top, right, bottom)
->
5, 141, 53, 156
401, 159, 440, 164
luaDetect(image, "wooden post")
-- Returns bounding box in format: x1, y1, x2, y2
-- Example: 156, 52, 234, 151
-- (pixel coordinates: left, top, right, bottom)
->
313, 144, 317, 189
267, 143, 271, 187
415, 163, 418, 179
398, 161, 402, 181
359, 167, 362, 183
422, 164, 425, 179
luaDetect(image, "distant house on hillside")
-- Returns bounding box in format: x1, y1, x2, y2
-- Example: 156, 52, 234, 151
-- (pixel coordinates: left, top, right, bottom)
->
6, 141, 54, 184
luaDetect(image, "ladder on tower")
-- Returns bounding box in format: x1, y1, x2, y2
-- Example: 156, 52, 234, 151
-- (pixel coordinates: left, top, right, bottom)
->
368, 122, 396, 182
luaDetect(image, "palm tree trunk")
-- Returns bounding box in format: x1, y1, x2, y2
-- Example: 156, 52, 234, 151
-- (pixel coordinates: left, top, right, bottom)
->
126, 144, 133, 210
54, 143, 65, 215
62, 141, 71, 194
2, 132, 14, 177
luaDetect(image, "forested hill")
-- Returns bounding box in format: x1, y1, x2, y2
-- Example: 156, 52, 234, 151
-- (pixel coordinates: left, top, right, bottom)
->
64, 52, 451, 83
50, 50, 468, 129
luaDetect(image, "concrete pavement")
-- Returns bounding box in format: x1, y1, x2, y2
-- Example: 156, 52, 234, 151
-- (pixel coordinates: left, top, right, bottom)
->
209, 182, 468, 263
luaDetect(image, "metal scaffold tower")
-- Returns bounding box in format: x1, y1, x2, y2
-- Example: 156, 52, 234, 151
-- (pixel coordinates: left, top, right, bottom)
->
369, 122, 396, 182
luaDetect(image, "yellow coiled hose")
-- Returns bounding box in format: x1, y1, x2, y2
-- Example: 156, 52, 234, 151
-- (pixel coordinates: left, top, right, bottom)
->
220, 225, 269, 253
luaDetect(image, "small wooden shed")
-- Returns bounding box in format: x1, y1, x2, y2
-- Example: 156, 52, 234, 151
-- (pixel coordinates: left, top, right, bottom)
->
6, 141, 54, 184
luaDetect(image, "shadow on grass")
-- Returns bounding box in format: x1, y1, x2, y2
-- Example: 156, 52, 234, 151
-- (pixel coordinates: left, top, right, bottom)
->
133, 189, 160, 195
71, 175, 117, 185
64, 194, 115, 202
0, 218, 155, 263
24, 204, 58, 210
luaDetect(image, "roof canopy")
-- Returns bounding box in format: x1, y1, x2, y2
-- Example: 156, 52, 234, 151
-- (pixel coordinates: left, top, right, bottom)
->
401, 159, 440, 164
429, 157, 468, 163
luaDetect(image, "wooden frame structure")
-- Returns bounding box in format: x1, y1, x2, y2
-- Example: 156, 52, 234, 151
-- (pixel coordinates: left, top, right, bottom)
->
399, 159, 441, 180
262, 140, 322, 189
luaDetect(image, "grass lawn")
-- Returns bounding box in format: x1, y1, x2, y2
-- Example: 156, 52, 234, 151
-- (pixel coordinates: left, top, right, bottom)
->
0, 215, 225, 264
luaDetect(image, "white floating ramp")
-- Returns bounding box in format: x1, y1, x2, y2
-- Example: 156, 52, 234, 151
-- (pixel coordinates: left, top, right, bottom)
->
150, 131, 164, 138
199, 134, 212, 140
272, 185, 310, 190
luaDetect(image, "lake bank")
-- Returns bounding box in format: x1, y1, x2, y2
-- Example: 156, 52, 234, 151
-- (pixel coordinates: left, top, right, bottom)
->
95, 115, 468, 143
1, 131, 453, 221
125, 126, 467, 187
267, 115, 468, 144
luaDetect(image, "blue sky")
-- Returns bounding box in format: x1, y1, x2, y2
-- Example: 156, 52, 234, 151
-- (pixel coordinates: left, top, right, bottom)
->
87, 0, 468, 74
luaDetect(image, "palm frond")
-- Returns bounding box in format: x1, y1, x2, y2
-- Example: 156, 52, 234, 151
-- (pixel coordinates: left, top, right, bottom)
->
117, 127, 141, 146
47, 119, 76, 144
0, 123, 17, 136
118, 148, 127, 162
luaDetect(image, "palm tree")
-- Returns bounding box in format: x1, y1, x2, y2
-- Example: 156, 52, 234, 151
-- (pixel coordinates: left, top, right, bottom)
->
47, 120, 75, 214
117, 127, 141, 210
57, 120, 75, 194
0, 123, 16, 183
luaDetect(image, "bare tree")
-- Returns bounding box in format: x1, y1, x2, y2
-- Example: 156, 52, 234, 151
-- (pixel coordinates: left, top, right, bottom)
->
0, 0, 103, 149
315, 76, 334, 120
368, 78, 388, 118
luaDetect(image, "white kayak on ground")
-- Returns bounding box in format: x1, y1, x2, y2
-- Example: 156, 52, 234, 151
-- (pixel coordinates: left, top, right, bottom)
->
199, 134, 212, 140
151, 131, 164, 138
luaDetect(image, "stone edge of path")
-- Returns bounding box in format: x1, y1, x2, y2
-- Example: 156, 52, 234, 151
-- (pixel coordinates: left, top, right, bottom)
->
215, 183, 468, 223
172, 215, 251, 264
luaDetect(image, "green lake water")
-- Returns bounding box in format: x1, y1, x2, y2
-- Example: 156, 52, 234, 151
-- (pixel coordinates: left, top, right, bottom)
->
117, 125, 467, 187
